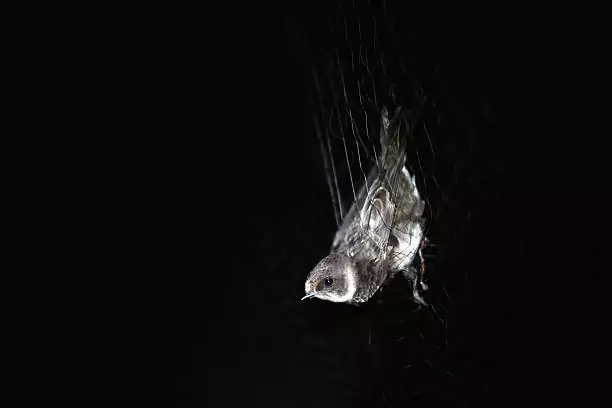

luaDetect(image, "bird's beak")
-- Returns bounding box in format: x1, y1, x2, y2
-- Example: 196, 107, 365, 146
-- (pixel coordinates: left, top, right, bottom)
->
301, 293, 315, 301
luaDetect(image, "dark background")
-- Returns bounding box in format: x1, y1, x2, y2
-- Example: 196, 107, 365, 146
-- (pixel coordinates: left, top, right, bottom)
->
125, 4, 585, 408
15, 0, 111, 15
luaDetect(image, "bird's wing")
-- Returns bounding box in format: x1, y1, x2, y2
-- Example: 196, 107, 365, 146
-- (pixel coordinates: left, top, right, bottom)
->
331, 107, 410, 257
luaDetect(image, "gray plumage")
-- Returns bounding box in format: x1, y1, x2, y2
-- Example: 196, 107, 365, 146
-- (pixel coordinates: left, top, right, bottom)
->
303, 107, 427, 305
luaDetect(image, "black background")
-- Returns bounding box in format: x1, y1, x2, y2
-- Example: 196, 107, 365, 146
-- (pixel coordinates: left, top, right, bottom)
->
124, 4, 589, 408
15, 0, 111, 15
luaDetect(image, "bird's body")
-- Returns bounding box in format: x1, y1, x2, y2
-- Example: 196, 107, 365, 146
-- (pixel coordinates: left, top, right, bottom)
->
304, 107, 427, 304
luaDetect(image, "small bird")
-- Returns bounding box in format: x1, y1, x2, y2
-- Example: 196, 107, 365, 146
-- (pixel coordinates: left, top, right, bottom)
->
303, 106, 427, 305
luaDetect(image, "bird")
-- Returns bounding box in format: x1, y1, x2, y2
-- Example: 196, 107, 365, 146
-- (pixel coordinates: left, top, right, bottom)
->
303, 106, 428, 305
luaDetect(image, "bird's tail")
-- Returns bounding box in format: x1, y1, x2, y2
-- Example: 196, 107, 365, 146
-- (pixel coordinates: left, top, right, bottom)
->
379, 106, 408, 172
379, 103, 425, 172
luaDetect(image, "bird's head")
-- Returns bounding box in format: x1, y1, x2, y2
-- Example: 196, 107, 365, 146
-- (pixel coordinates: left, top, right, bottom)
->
302, 253, 358, 303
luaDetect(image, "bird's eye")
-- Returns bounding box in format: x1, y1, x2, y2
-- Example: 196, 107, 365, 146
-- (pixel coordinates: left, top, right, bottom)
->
323, 277, 334, 287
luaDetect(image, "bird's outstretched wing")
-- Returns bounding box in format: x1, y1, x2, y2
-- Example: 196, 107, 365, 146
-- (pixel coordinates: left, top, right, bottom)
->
331, 107, 412, 261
